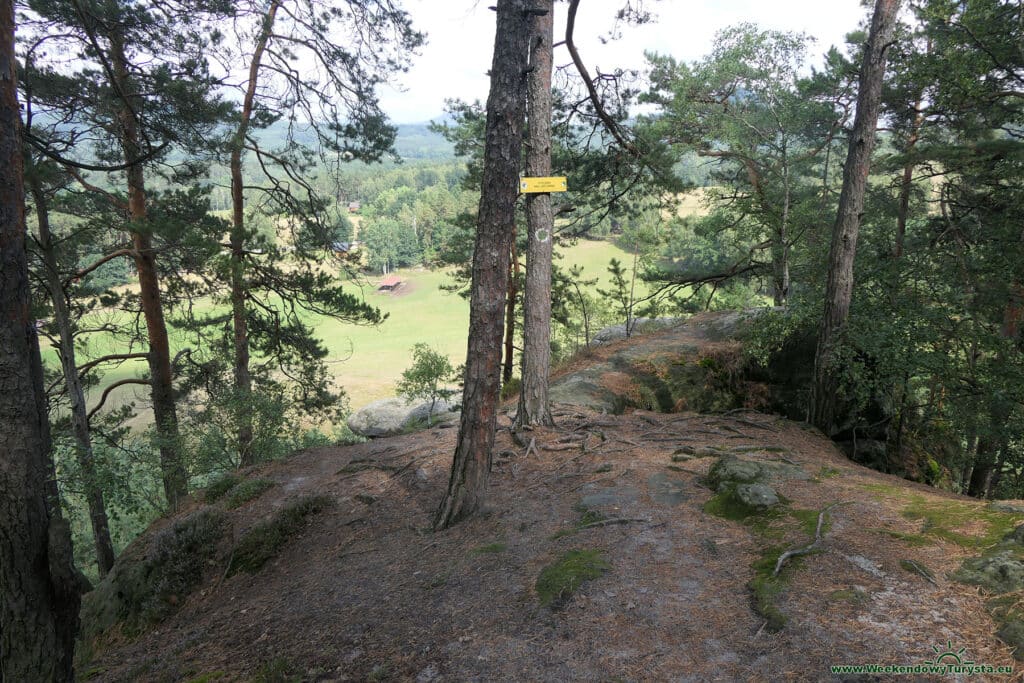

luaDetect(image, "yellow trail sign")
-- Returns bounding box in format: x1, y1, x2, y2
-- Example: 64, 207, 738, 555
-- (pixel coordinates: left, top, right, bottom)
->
520, 176, 567, 193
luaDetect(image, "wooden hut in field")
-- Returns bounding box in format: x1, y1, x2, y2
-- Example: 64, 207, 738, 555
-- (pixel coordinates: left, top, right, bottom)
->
378, 275, 402, 292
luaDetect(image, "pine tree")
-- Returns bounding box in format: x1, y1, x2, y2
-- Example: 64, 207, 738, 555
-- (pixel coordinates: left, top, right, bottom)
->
434, 0, 531, 529
0, 1, 83, 674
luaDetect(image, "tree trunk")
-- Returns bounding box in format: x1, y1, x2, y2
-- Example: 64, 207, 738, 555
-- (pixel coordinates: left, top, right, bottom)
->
502, 239, 519, 385
231, 1, 280, 467
968, 431, 1000, 498
434, 0, 529, 530
0, 4, 81, 675
811, 0, 901, 433
515, 0, 555, 429
773, 153, 791, 306
29, 174, 116, 577
111, 32, 188, 507
894, 93, 925, 258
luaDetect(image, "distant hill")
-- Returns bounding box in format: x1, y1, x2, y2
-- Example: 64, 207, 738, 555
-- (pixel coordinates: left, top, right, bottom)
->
249, 121, 454, 161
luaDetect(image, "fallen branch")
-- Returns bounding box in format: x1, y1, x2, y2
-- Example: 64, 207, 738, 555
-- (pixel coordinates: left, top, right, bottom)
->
541, 443, 581, 452
732, 418, 778, 432
773, 503, 849, 577
577, 517, 649, 530
901, 558, 938, 586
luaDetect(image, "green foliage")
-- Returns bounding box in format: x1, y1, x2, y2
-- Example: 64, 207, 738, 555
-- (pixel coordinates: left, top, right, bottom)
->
228, 495, 332, 576
360, 216, 422, 273
500, 376, 521, 400
643, 23, 849, 306
252, 658, 300, 683
80, 509, 226, 640
535, 550, 611, 608
395, 344, 457, 426
223, 479, 276, 510
203, 474, 241, 504
181, 386, 297, 471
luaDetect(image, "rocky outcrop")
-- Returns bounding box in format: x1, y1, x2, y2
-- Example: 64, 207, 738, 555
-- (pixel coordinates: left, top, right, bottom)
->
347, 398, 459, 438
590, 317, 683, 346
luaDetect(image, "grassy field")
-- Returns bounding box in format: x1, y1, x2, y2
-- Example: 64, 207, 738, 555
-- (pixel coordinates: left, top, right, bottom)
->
48, 238, 636, 423
48, 188, 714, 422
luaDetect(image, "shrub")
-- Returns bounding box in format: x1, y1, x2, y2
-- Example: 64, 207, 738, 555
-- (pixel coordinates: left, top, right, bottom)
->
228, 495, 332, 575
224, 479, 276, 509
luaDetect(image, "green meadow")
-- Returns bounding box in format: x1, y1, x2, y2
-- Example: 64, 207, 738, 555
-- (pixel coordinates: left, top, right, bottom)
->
47, 238, 637, 424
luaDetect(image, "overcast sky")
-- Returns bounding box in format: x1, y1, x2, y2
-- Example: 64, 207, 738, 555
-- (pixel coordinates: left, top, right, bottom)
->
378, 0, 870, 123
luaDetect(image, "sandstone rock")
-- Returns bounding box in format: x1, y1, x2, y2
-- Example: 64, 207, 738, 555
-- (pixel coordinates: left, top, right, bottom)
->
735, 483, 780, 509
590, 317, 682, 346
954, 551, 1024, 594
346, 397, 459, 438
706, 455, 765, 492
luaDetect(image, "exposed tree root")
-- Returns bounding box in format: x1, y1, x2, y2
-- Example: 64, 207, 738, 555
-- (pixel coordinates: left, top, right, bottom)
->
773, 503, 850, 577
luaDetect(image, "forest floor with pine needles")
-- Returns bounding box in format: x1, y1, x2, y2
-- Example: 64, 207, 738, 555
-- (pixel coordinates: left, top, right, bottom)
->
80, 318, 1022, 682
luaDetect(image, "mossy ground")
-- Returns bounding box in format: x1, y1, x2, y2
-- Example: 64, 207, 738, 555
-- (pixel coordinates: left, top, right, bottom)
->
252, 657, 301, 682
828, 588, 869, 605
705, 493, 831, 632
535, 549, 611, 608
551, 505, 606, 539
902, 494, 1023, 549
748, 547, 792, 632
228, 495, 333, 576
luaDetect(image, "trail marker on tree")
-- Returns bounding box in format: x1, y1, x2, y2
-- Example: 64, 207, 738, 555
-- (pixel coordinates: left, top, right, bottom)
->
519, 176, 567, 193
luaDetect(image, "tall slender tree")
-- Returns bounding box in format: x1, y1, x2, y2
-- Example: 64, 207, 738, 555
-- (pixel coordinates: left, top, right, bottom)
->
26, 159, 116, 577
515, 0, 556, 428
216, 0, 420, 466
21, 0, 232, 507
0, 0, 82, 675
434, 0, 531, 529
811, 0, 902, 433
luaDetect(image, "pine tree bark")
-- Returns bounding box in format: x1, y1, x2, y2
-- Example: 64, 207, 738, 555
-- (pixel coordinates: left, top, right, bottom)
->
811, 0, 901, 433
29, 174, 116, 577
231, 1, 280, 467
434, 0, 530, 529
110, 31, 188, 507
515, 0, 556, 429
502, 239, 519, 385
0, 3, 82, 675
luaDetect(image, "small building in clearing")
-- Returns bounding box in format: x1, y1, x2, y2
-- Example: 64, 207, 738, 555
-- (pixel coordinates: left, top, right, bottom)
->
378, 275, 402, 291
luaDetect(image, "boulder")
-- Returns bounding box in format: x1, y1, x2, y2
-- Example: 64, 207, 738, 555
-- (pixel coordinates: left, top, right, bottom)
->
549, 367, 626, 414
991, 502, 1024, 515
953, 551, 1024, 594
707, 455, 765, 492
590, 317, 682, 346
735, 483, 780, 510
347, 397, 459, 438
1004, 524, 1024, 546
